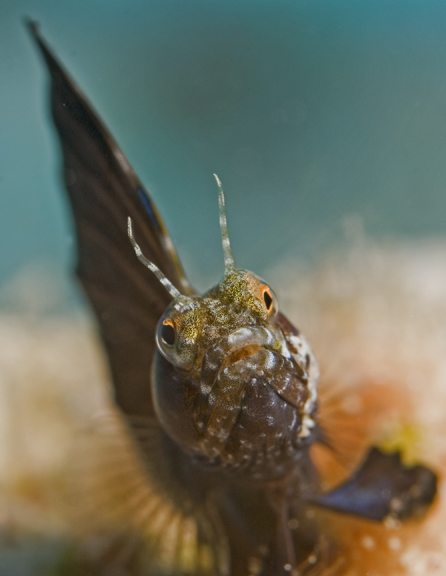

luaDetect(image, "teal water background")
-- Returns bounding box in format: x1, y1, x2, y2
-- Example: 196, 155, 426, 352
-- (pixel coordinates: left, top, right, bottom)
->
2, 0, 446, 299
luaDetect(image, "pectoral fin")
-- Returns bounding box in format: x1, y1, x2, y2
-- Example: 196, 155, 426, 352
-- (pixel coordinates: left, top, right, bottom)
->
309, 447, 437, 521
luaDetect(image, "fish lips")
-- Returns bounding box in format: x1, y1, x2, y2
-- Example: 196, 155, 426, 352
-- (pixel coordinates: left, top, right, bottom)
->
200, 325, 305, 389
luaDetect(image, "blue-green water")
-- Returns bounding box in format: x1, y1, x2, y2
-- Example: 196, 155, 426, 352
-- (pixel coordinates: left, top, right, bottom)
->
2, 0, 446, 299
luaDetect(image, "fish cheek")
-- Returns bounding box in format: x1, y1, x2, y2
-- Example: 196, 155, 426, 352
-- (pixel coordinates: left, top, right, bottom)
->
152, 351, 203, 455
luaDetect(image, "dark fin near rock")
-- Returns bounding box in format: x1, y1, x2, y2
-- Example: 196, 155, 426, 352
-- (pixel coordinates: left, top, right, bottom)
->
309, 446, 437, 521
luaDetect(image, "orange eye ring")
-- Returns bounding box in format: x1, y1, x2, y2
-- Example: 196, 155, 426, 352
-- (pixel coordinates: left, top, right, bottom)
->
262, 287, 274, 312
161, 319, 176, 346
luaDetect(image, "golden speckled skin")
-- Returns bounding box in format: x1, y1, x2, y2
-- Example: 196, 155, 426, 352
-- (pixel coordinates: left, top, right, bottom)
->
157, 271, 283, 371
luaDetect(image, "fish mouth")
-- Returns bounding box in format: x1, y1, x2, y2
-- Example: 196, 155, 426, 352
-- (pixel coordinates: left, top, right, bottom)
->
200, 325, 294, 388
224, 343, 264, 365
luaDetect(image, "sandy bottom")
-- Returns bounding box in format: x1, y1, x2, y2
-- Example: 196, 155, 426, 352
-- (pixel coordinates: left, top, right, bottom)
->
0, 240, 445, 575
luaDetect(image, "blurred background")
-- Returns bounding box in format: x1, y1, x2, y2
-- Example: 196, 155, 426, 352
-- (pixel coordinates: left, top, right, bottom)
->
2, 0, 446, 297
1, 1, 446, 575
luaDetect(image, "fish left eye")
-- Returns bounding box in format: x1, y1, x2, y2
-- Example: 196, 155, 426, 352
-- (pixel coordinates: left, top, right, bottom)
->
262, 287, 273, 311
161, 320, 176, 346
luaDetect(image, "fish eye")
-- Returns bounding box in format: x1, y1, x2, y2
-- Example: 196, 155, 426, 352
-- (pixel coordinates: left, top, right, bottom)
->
262, 287, 273, 312
161, 320, 176, 346
156, 301, 199, 370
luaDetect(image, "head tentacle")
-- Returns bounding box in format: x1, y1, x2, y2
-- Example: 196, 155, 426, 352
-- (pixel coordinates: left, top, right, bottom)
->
214, 174, 235, 274
127, 217, 181, 299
